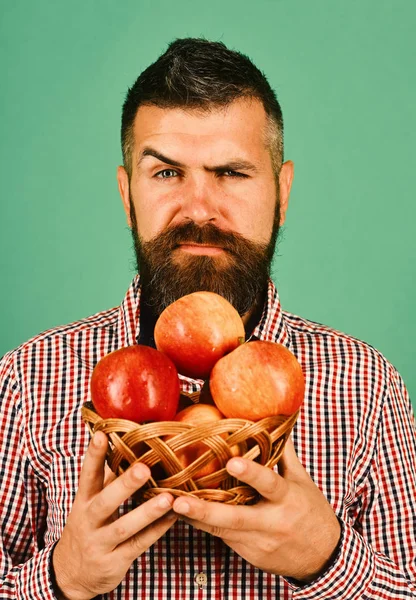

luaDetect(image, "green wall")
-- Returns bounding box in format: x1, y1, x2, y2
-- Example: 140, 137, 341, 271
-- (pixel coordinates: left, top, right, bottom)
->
1, 1, 415, 408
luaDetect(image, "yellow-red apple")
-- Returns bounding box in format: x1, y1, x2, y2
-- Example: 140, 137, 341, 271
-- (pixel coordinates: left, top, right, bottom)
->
154, 291, 245, 379
209, 341, 305, 420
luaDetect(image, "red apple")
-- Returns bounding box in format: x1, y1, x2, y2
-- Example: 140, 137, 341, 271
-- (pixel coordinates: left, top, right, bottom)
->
170, 404, 240, 482
91, 345, 180, 423
154, 291, 245, 379
209, 341, 305, 420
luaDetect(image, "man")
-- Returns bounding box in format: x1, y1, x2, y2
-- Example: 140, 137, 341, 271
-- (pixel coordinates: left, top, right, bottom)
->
0, 38, 415, 599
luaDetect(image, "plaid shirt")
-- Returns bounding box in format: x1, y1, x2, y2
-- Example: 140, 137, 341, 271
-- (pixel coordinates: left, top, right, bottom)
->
1, 276, 415, 599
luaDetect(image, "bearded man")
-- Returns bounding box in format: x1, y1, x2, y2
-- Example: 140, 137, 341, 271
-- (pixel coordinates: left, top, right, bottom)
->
0, 38, 415, 600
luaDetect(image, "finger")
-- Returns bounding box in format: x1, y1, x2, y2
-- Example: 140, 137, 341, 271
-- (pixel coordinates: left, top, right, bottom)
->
105, 493, 175, 548
116, 510, 178, 562
278, 437, 309, 480
176, 515, 246, 544
77, 431, 109, 501
173, 495, 256, 533
226, 457, 287, 503
102, 465, 119, 524
103, 464, 117, 488
89, 462, 151, 526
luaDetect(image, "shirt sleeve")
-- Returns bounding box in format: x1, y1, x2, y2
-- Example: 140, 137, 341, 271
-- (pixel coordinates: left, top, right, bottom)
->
288, 366, 416, 599
0, 353, 58, 600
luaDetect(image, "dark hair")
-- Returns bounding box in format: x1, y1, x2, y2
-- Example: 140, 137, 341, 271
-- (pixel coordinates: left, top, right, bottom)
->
121, 38, 284, 178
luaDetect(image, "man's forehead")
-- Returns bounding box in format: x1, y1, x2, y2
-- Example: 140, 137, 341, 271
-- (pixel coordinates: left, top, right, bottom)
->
134, 98, 267, 129
131, 98, 270, 157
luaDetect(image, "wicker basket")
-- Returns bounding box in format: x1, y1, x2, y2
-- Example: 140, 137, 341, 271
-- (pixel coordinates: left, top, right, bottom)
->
81, 396, 298, 505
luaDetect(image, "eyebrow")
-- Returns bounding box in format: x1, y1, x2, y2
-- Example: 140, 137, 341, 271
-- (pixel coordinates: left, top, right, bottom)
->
137, 146, 258, 173
138, 147, 185, 168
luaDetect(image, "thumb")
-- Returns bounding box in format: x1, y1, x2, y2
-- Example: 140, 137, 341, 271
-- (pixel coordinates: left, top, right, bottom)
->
278, 436, 307, 479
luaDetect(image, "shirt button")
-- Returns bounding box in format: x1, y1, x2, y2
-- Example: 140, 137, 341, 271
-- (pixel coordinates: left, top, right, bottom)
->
195, 572, 208, 588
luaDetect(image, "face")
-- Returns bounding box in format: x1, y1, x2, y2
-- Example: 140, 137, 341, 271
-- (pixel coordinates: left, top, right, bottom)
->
117, 98, 294, 318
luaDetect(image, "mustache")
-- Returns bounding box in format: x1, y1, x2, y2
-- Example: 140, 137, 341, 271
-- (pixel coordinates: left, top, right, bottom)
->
144, 221, 266, 256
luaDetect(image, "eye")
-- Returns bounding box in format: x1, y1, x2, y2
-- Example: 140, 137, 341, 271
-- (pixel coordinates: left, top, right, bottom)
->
221, 170, 248, 178
155, 169, 179, 179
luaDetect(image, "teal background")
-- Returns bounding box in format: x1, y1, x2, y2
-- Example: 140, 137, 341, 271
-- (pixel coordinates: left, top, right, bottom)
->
1, 1, 415, 408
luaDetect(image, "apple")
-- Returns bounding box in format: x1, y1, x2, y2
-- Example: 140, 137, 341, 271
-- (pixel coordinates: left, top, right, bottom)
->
154, 291, 245, 379
209, 341, 305, 420
91, 345, 180, 423
169, 404, 240, 482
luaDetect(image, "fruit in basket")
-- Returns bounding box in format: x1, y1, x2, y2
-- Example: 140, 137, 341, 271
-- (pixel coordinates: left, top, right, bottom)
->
154, 291, 245, 379
171, 404, 240, 480
209, 340, 305, 420
90, 345, 180, 423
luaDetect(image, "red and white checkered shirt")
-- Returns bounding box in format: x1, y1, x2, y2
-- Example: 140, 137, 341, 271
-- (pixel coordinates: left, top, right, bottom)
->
1, 276, 415, 599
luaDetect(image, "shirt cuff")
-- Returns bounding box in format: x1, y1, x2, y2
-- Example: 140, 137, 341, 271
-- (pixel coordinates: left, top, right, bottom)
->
285, 519, 376, 599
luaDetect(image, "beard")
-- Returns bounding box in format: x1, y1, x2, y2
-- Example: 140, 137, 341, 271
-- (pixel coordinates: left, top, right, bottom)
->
130, 199, 281, 318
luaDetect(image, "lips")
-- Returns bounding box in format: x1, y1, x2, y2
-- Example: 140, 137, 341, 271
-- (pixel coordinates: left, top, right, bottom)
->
147, 221, 246, 257
177, 243, 225, 256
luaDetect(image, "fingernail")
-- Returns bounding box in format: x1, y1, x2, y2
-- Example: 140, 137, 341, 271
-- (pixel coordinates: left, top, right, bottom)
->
132, 463, 147, 479
157, 495, 172, 509
175, 501, 190, 515
228, 458, 245, 475
92, 433, 102, 448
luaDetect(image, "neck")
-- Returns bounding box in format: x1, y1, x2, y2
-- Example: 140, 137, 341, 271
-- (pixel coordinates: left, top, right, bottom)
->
137, 298, 158, 348
241, 290, 266, 336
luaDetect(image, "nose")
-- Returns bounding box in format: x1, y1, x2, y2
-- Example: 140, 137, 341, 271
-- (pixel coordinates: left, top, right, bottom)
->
179, 174, 219, 225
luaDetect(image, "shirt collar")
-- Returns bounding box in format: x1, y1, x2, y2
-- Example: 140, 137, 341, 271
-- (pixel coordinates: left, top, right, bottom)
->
115, 274, 142, 348
116, 275, 291, 351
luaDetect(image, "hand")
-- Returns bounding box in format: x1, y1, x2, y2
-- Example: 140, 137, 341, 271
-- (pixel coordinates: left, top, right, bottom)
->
53, 431, 178, 600
172, 438, 340, 583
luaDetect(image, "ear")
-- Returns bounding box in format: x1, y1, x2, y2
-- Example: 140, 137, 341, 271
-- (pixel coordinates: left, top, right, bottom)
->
117, 165, 132, 228
278, 160, 294, 226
